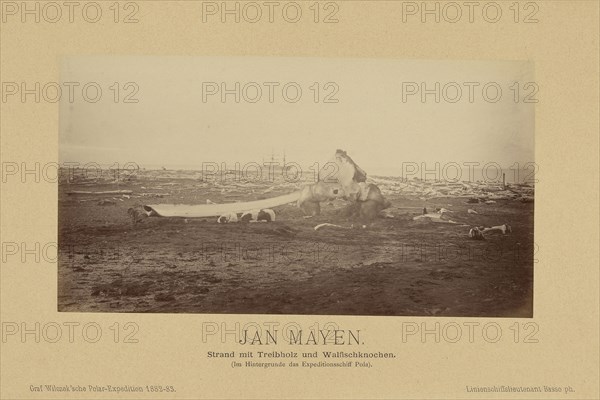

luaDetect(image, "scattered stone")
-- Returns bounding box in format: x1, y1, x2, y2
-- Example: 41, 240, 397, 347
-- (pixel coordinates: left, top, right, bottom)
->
127, 207, 148, 224
217, 212, 238, 223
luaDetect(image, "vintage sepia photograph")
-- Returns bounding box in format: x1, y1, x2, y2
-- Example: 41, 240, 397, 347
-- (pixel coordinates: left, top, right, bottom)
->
58, 56, 535, 316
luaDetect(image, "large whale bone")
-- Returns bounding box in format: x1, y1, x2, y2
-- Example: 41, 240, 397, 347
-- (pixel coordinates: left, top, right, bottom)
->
332, 149, 367, 200
331, 149, 392, 221
144, 191, 301, 218
296, 181, 344, 216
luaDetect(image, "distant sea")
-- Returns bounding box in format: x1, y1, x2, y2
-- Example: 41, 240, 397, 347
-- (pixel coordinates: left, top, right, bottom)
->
62, 162, 537, 185
138, 164, 537, 185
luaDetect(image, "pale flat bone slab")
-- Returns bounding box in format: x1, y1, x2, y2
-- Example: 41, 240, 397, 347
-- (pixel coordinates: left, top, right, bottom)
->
144, 191, 300, 218
314, 223, 346, 231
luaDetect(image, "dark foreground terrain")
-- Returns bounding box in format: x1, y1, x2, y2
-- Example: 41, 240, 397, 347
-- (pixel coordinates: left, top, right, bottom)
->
58, 169, 534, 316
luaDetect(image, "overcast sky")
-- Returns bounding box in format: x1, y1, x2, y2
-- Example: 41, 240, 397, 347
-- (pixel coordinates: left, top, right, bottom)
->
59, 56, 534, 176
